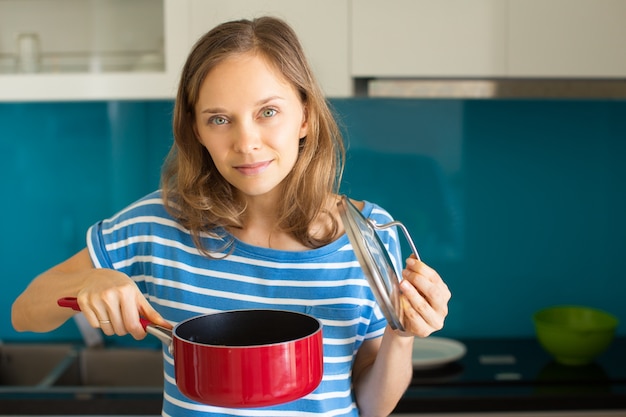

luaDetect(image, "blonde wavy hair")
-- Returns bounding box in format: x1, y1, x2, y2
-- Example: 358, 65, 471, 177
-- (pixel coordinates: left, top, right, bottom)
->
161, 16, 345, 256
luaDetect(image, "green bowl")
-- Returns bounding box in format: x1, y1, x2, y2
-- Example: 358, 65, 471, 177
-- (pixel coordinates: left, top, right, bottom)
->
532, 305, 619, 366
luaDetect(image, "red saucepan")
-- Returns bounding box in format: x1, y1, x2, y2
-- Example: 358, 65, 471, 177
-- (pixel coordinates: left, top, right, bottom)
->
58, 297, 323, 408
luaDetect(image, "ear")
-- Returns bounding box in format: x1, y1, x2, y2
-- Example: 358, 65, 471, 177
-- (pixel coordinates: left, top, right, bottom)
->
299, 106, 309, 139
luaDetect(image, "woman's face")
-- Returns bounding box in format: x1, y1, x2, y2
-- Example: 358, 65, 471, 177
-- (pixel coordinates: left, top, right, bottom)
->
194, 52, 308, 199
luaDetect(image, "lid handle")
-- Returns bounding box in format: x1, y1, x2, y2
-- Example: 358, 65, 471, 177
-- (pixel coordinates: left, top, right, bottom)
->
371, 220, 421, 262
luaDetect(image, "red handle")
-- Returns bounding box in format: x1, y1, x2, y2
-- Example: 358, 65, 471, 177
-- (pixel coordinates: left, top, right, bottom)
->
57, 296, 82, 311
57, 297, 152, 331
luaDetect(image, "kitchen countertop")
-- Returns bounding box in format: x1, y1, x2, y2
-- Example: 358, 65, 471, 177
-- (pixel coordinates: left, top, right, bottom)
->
1, 337, 624, 415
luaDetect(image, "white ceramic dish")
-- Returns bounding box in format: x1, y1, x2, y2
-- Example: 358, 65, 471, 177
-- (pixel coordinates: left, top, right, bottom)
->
412, 337, 466, 369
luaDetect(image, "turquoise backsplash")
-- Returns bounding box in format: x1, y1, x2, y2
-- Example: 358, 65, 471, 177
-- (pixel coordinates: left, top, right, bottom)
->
1, 98, 624, 342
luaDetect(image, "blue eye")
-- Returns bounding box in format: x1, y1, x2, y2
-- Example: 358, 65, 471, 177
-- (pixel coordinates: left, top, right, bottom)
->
262, 108, 277, 118
209, 116, 228, 125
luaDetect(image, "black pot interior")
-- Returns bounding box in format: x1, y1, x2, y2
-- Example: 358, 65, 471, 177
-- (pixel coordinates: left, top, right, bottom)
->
175, 310, 320, 346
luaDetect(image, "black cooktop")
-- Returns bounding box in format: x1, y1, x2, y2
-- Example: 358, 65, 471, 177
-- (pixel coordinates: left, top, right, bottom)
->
395, 337, 626, 413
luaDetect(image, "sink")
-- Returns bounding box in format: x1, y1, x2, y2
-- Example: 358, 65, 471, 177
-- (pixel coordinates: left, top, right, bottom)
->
0, 343, 76, 386
0, 343, 163, 388
55, 347, 164, 387
0, 343, 164, 415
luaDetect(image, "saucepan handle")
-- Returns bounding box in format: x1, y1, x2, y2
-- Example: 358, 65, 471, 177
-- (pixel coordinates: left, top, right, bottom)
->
57, 297, 172, 346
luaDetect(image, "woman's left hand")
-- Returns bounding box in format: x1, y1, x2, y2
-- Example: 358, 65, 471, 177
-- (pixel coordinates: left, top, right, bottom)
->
399, 257, 451, 337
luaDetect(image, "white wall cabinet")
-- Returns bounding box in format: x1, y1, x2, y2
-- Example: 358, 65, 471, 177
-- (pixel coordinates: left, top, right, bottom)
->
187, 0, 350, 97
0, 0, 190, 102
507, 0, 626, 78
351, 0, 508, 78
351, 0, 626, 80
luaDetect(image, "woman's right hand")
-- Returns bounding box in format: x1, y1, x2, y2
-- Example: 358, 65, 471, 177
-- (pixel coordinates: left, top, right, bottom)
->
75, 268, 171, 339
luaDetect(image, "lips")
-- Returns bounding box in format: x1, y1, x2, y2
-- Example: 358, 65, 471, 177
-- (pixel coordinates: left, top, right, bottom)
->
234, 160, 272, 176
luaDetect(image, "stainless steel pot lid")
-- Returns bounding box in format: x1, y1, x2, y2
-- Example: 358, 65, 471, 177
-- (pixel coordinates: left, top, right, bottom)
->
337, 195, 421, 331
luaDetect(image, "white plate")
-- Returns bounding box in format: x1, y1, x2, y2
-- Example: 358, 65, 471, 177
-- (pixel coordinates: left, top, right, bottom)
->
412, 337, 466, 369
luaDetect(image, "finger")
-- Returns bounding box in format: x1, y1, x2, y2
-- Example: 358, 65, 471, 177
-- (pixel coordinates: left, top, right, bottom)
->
106, 312, 129, 337
97, 291, 131, 337
98, 320, 116, 336
76, 293, 113, 331
120, 307, 148, 340
80, 308, 102, 329
406, 274, 451, 312
400, 280, 439, 324
117, 293, 171, 340
404, 258, 440, 284
139, 298, 172, 329
399, 295, 435, 338
402, 260, 451, 306
400, 278, 448, 334
119, 296, 153, 340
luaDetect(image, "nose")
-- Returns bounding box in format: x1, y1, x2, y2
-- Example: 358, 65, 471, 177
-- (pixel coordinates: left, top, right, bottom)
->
233, 122, 261, 153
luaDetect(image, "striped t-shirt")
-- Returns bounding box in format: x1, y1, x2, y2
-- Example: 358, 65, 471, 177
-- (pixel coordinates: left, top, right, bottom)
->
87, 190, 403, 417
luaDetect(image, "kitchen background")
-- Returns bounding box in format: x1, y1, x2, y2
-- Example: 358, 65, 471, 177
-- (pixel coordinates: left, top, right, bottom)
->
1, 0, 625, 345
1, 97, 625, 343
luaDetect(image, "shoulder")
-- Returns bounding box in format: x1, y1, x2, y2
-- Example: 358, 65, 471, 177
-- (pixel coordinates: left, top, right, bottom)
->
339, 196, 395, 223
100, 190, 178, 230
361, 200, 400, 251
111, 191, 167, 217
362, 200, 396, 224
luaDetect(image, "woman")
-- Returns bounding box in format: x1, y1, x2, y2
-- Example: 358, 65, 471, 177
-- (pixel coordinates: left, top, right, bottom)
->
12, 17, 450, 417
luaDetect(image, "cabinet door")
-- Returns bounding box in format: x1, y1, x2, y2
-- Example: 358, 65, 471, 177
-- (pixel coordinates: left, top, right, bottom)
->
188, 0, 350, 97
508, 0, 626, 78
0, 0, 189, 101
351, 0, 507, 78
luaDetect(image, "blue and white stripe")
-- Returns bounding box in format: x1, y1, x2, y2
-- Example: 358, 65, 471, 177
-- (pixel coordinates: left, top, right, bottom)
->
87, 191, 403, 417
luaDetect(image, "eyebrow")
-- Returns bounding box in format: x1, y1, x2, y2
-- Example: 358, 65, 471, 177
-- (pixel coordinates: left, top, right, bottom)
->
200, 96, 285, 114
